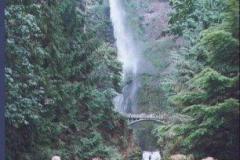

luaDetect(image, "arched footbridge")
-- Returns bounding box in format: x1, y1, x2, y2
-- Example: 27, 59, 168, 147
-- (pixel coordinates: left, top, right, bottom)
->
120, 112, 192, 126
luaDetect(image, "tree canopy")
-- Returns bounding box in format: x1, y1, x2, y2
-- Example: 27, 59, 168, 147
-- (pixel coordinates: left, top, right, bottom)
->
154, 0, 239, 159
5, 0, 129, 159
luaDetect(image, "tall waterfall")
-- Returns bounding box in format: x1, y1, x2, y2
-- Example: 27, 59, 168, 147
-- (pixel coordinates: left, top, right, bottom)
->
109, 1, 162, 159
109, 0, 140, 113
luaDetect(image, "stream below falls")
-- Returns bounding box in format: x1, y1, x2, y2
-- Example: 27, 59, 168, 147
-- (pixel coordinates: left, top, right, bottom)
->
143, 151, 161, 160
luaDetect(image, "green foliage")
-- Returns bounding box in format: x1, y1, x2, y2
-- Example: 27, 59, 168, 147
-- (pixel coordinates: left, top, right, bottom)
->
190, 68, 236, 99
154, 0, 240, 159
5, 0, 128, 159
128, 147, 142, 160
170, 92, 208, 108
199, 29, 239, 74
169, 0, 226, 36
221, 0, 239, 37
182, 99, 239, 159
155, 99, 239, 159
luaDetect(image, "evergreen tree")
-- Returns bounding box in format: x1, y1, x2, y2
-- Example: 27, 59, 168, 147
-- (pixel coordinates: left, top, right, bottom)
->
154, 0, 239, 159
5, 0, 128, 159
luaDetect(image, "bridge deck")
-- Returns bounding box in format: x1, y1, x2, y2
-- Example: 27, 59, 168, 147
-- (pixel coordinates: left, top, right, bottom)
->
120, 112, 192, 125
123, 113, 168, 119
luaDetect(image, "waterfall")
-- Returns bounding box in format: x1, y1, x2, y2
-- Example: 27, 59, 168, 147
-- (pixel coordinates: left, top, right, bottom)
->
109, 1, 161, 159
109, 0, 140, 113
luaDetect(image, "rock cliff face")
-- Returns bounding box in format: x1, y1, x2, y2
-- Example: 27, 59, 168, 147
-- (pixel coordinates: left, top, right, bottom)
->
121, 0, 181, 113
126, 0, 172, 41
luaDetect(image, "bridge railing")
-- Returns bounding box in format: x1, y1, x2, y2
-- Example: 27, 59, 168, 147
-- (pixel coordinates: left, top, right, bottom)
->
120, 112, 193, 124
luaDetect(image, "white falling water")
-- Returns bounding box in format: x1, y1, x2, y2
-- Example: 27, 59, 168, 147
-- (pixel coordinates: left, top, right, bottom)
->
142, 151, 161, 160
109, 0, 161, 159
109, 0, 140, 113
109, 0, 139, 76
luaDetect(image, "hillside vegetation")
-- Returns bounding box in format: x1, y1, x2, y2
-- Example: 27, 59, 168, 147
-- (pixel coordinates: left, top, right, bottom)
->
4, 0, 239, 160
122, 0, 239, 159
5, 0, 130, 159
153, 0, 239, 159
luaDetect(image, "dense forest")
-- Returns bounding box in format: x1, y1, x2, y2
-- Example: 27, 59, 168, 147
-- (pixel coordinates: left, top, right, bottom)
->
4, 0, 239, 160
5, 0, 132, 159
115, 0, 239, 159
153, 0, 239, 159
